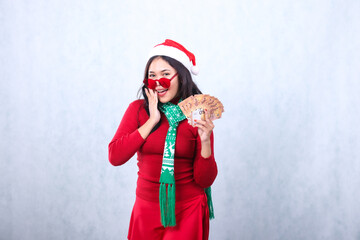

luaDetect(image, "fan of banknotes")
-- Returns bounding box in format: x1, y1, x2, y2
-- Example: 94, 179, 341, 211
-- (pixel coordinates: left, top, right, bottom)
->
178, 94, 224, 126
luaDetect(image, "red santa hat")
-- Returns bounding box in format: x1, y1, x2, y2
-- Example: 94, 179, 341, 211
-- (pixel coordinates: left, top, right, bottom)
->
148, 39, 199, 75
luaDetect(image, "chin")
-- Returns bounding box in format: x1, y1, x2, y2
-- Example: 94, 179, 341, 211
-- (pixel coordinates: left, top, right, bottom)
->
159, 94, 176, 103
159, 98, 170, 103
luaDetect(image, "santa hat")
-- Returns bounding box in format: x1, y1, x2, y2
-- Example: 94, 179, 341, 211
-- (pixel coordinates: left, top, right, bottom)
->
148, 39, 199, 75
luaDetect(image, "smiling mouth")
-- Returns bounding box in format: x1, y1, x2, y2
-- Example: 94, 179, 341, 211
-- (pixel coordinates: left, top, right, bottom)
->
157, 89, 168, 93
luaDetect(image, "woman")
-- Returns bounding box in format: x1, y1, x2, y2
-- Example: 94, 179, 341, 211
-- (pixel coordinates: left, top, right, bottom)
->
108, 39, 218, 240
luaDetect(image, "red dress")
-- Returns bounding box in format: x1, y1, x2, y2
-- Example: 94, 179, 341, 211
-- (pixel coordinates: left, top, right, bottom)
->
109, 99, 218, 240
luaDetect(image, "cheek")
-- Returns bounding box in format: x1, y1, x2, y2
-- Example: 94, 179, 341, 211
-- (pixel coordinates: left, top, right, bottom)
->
170, 79, 180, 93
171, 85, 179, 97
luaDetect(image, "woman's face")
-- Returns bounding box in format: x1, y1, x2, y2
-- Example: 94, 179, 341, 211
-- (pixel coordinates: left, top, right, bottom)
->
148, 57, 179, 103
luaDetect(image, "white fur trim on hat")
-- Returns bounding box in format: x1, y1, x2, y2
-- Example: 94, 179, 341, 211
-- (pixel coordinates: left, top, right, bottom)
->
148, 43, 199, 75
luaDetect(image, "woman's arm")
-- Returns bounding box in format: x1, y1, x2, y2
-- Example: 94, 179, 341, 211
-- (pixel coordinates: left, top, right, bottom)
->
108, 101, 146, 166
193, 112, 218, 188
193, 133, 218, 188
108, 89, 160, 166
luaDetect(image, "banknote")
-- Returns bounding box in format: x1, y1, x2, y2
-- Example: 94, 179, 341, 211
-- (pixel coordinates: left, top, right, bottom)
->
178, 94, 224, 127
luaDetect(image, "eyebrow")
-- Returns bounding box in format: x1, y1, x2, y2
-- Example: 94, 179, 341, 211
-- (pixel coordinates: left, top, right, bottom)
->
149, 69, 171, 73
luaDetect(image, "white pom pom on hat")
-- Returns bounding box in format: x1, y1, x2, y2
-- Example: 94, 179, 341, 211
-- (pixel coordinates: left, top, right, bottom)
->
148, 39, 199, 75
191, 65, 199, 75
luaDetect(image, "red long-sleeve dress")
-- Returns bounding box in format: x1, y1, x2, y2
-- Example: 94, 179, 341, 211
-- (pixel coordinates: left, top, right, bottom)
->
108, 99, 218, 239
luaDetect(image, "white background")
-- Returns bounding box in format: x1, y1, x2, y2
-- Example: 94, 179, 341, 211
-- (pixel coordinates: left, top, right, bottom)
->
1, 0, 360, 239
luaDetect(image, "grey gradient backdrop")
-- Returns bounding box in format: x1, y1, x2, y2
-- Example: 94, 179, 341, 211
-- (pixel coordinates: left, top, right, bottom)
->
1, 0, 360, 239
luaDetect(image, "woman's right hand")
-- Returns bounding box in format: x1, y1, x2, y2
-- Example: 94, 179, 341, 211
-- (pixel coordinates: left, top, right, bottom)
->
145, 88, 161, 125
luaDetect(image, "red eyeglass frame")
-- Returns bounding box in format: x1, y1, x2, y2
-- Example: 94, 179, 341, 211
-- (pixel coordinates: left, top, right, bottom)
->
143, 73, 178, 90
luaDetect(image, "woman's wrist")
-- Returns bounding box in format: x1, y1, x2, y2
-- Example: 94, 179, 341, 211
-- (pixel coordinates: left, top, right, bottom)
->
200, 140, 212, 158
138, 118, 158, 139
148, 117, 159, 127
201, 139, 211, 144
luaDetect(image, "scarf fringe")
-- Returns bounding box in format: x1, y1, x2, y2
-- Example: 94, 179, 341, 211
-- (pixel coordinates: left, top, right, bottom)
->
159, 183, 176, 227
205, 187, 215, 219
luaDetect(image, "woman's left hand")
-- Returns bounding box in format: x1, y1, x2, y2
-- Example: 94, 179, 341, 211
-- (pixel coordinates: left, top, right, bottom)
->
194, 109, 215, 143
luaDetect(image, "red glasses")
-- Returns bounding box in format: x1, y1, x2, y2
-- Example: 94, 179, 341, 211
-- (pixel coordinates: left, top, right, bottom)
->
143, 73, 178, 90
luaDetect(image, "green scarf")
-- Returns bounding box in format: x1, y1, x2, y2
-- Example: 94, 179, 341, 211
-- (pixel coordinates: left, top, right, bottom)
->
159, 101, 214, 227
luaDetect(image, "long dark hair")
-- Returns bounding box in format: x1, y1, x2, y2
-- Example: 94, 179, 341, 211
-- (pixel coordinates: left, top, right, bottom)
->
137, 55, 202, 131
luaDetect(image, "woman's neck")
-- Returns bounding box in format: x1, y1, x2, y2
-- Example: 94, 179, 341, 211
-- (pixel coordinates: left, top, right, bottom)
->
170, 96, 181, 104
